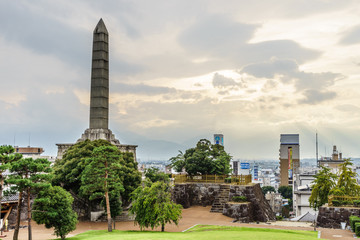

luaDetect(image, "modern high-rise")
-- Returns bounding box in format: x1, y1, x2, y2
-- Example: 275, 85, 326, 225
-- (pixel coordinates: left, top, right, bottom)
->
279, 134, 300, 186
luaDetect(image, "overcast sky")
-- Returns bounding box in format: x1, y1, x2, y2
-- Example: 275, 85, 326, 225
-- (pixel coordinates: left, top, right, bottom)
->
1, 0, 360, 161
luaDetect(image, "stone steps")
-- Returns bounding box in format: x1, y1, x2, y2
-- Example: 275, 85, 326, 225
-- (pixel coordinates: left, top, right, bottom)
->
210, 185, 230, 213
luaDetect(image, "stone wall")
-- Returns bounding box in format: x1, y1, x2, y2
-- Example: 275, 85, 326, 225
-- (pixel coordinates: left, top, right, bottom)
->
229, 184, 276, 222
173, 183, 276, 222
172, 183, 221, 208
317, 206, 360, 228
223, 202, 253, 222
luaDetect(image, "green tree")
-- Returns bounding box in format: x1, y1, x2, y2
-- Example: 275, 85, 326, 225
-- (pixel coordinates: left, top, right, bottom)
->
53, 140, 141, 208
170, 139, 231, 175
7, 157, 52, 240
262, 186, 276, 195
80, 146, 125, 232
309, 166, 338, 210
101, 191, 122, 229
0, 145, 22, 234
130, 181, 182, 232
278, 186, 292, 199
145, 167, 170, 183
336, 158, 360, 196
32, 185, 78, 240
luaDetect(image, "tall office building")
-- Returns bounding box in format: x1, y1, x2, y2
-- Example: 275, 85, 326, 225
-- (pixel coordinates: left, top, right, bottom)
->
214, 134, 224, 146
279, 134, 300, 186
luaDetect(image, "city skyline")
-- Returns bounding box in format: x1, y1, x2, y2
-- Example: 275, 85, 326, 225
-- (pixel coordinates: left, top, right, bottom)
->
1, 1, 360, 160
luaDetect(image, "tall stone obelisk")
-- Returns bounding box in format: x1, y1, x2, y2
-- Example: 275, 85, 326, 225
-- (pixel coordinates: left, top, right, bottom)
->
90, 18, 109, 129
56, 19, 137, 160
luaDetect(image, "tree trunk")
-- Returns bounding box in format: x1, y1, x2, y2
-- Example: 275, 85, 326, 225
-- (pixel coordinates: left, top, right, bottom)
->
113, 219, 115, 229
161, 224, 165, 232
13, 191, 23, 240
105, 161, 112, 232
27, 188, 32, 240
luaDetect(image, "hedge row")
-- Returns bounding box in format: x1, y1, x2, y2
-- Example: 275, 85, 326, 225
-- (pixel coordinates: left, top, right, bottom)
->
332, 199, 360, 207
349, 215, 360, 236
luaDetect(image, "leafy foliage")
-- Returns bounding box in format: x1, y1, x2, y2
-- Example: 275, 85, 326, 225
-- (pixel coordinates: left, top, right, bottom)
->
7, 157, 52, 240
232, 196, 247, 202
278, 186, 292, 199
145, 167, 170, 183
261, 186, 276, 195
33, 185, 78, 240
130, 181, 182, 232
53, 140, 141, 205
308, 166, 338, 210
170, 139, 231, 175
336, 158, 360, 196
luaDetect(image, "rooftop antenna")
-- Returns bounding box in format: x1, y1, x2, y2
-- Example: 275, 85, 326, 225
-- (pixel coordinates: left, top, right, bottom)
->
13, 133, 16, 147
28, 133, 31, 147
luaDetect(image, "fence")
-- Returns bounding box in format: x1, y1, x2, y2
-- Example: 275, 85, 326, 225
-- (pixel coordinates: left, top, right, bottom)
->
328, 195, 360, 206
173, 174, 252, 185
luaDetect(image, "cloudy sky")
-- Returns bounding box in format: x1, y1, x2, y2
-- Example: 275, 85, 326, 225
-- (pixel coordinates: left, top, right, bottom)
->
1, 0, 360, 161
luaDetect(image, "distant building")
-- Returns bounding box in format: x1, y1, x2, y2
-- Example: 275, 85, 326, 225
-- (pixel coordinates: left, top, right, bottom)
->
214, 134, 224, 146
279, 134, 300, 186
14, 146, 56, 164
293, 173, 316, 217
265, 192, 283, 215
318, 145, 344, 173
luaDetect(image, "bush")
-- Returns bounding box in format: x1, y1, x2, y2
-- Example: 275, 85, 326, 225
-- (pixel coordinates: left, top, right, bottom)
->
232, 196, 247, 202
343, 200, 353, 206
276, 216, 283, 221
332, 200, 341, 206
354, 200, 360, 207
355, 222, 360, 236
349, 215, 360, 231
225, 177, 231, 183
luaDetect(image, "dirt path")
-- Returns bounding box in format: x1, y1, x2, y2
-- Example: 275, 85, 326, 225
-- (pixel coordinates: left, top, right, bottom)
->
1, 206, 354, 240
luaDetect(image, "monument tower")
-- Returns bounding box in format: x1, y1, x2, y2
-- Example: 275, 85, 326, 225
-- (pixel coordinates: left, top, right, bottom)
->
57, 19, 137, 159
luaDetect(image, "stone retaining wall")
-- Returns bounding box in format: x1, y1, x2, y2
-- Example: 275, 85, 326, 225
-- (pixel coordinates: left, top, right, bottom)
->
173, 183, 275, 222
223, 202, 253, 222
317, 206, 360, 228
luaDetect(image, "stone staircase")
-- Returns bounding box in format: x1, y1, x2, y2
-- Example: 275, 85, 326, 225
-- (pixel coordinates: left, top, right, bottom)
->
210, 184, 230, 213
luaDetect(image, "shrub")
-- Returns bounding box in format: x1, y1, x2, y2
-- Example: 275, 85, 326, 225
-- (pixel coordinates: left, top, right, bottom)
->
349, 215, 360, 231
332, 200, 341, 206
354, 200, 360, 207
276, 216, 283, 221
355, 222, 360, 236
232, 196, 247, 202
225, 177, 231, 183
343, 200, 353, 206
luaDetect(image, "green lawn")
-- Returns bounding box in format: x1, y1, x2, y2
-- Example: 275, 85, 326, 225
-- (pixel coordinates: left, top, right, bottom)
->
64, 225, 320, 240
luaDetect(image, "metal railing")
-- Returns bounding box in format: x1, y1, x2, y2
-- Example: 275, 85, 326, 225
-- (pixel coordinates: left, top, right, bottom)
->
173, 174, 252, 185
328, 195, 360, 206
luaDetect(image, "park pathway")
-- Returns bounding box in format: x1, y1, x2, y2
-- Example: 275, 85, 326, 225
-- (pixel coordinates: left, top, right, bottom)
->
1, 206, 355, 240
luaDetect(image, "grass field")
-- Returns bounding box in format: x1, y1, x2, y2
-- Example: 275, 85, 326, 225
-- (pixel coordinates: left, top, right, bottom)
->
64, 225, 320, 240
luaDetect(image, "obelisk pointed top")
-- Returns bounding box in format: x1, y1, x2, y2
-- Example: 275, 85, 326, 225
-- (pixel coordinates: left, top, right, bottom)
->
94, 18, 108, 34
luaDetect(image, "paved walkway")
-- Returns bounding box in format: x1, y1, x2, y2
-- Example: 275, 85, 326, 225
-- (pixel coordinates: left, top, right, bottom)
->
1, 206, 355, 240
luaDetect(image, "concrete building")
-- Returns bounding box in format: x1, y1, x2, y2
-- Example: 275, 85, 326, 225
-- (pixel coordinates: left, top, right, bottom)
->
318, 145, 344, 174
56, 19, 137, 160
293, 173, 317, 217
279, 134, 300, 186
265, 192, 283, 215
15, 146, 56, 164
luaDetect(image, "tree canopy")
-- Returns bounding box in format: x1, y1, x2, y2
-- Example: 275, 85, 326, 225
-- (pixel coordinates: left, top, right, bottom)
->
80, 145, 125, 232
170, 139, 231, 175
308, 166, 338, 210
262, 186, 276, 195
53, 140, 141, 207
32, 185, 78, 240
278, 186, 292, 200
145, 167, 170, 183
130, 181, 182, 232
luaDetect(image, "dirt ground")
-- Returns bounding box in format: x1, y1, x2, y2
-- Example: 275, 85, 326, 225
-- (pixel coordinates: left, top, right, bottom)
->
1, 206, 355, 240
